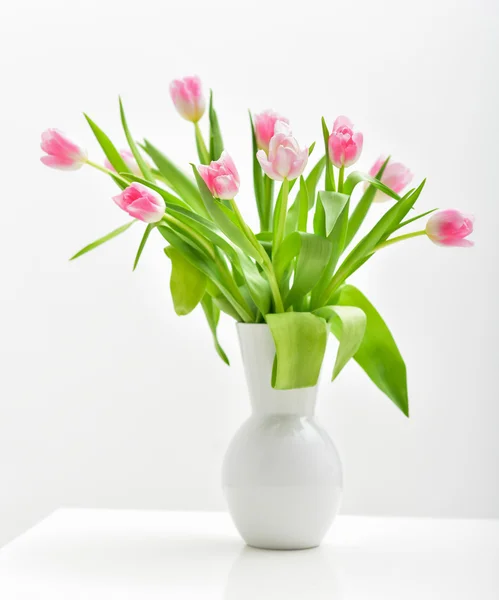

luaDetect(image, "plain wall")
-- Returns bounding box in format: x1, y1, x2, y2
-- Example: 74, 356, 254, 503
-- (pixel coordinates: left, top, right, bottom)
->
1, 0, 498, 547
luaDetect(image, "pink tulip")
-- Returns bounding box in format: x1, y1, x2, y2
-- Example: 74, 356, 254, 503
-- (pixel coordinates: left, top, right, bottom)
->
112, 183, 165, 223
426, 209, 474, 247
198, 151, 240, 200
368, 155, 413, 202
254, 110, 290, 153
328, 116, 363, 168
105, 149, 144, 176
169, 76, 205, 123
40, 129, 87, 171
256, 121, 308, 181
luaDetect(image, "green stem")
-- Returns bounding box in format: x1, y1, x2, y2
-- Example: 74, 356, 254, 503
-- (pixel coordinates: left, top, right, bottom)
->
194, 122, 210, 165
263, 175, 274, 231
86, 159, 129, 185
230, 199, 284, 314
338, 166, 345, 193
272, 178, 289, 256
374, 230, 427, 251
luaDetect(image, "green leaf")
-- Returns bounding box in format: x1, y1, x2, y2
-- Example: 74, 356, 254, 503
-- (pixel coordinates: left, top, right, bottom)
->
83, 113, 129, 188
118, 97, 155, 182
201, 294, 230, 365
321, 118, 335, 192
306, 155, 327, 208
133, 224, 154, 271
311, 191, 350, 306
70, 221, 135, 260
249, 111, 265, 229
343, 171, 402, 201
141, 140, 207, 216
313, 191, 350, 239
389, 208, 438, 234
266, 312, 329, 389
285, 156, 326, 234
320, 180, 426, 303
209, 90, 224, 161
273, 232, 333, 309
313, 305, 367, 380
345, 156, 390, 247
191, 166, 263, 264
164, 246, 207, 315
158, 226, 253, 323
335, 285, 409, 416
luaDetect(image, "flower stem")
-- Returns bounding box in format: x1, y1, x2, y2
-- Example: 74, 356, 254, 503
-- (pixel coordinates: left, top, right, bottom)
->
86, 159, 130, 185
263, 175, 274, 231
273, 178, 289, 256
194, 122, 211, 165
338, 166, 345, 193
374, 230, 427, 251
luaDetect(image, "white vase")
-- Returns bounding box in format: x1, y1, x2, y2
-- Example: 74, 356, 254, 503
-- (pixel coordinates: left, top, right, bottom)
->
222, 323, 343, 550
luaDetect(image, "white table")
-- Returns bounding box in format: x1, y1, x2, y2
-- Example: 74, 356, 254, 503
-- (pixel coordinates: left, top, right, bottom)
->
0, 509, 497, 599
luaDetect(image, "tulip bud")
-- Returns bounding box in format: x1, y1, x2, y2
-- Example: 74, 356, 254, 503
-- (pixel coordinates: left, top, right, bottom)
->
256, 121, 308, 181
368, 156, 413, 202
105, 149, 145, 177
198, 151, 240, 200
40, 129, 87, 171
112, 183, 165, 223
328, 116, 363, 168
169, 76, 206, 123
254, 110, 290, 153
426, 209, 474, 247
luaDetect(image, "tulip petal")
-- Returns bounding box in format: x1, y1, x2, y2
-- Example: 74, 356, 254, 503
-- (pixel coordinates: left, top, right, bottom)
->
274, 146, 295, 179
257, 150, 282, 181
40, 155, 83, 171
333, 116, 353, 131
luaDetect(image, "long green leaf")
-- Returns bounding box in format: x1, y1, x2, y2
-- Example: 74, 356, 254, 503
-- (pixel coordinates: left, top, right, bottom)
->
249, 111, 265, 229
335, 285, 409, 416
273, 232, 333, 309
345, 156, 390, 247
266, 312, 329, 389
313, 305, 367, 380
157, 226, 253, 322
83, 113, 129, 188
141, 140, 207, 216
209, 90, 224, 161
343, 171, 402, 200
165, 246, 207, 315
118, 97, 155, 182
70, 221, 135, 260
389, 208, 438, 234
133, 224, 154, 271
311, 191, 350, 306
320, 180, 426, 303
321, 118, 335, 192
285, 156, 326, 234
201, 294, 230, 365
191, 166, 263, 263
163, 199, 271, 316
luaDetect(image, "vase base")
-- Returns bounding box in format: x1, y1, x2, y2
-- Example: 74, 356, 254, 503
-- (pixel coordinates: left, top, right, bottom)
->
246, 542, 321, 551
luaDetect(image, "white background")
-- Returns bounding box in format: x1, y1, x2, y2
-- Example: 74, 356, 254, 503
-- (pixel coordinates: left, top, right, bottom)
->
0, 0, 497, 547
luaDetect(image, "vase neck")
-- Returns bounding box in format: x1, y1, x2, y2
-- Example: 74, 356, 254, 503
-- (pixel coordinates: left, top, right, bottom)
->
237, 323, 318, 417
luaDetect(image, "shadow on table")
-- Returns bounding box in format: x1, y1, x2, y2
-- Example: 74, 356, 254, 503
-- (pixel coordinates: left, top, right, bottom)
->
224, 545, 342, 600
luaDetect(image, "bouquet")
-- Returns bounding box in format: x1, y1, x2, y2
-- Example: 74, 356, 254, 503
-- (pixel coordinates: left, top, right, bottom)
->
41, 76, 474, 416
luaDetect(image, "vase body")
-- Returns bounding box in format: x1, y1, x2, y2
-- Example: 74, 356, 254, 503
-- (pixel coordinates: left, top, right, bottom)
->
222, 323, 343, 550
